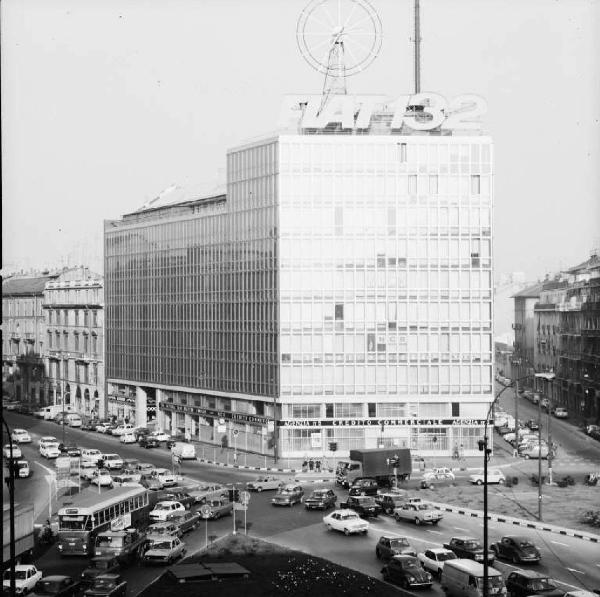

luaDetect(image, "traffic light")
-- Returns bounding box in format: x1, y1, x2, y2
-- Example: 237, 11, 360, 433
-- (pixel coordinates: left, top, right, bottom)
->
96, 458, 105, 469
228, 489, 240, 502
329, 442, 338, 452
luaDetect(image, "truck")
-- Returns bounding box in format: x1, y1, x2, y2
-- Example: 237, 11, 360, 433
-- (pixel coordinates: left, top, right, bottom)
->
336, 448, 412, 489
2, 502, 34, 565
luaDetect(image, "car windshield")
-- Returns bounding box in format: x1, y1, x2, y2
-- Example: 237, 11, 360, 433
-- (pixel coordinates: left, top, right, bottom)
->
390, 538, 409, 548
529, 579, 555, 591
437, 552, 456, 561
155, 504, 170, 510
3, 570, 27, 580
279, 488, 295, 494
96, 536, 123, 547
340, 513, 359, 520
92, 579, 116, 589
358, 497, 376, 505
416, 504, 431, 511
399, 558, 419, 569
34, 581, 62, 594
152, 541, 173, 550
464, 541, 482, 549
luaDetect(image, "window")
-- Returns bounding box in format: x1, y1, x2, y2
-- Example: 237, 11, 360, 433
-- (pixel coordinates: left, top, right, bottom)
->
451, 402, 460, 417
335, 304, 344, 321
398, 143, 407, 162
334, 403, 362, 418
368, 403, 376, 417
471, 175, 481, 194
325, 403, 334, 418
288, 404, 321, 419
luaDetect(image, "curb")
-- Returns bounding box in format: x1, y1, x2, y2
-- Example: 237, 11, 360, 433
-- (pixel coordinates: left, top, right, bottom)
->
428, 501, 600, 543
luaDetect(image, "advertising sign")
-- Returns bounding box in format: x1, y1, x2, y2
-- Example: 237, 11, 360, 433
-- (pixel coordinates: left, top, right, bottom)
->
110, 513, 131, 531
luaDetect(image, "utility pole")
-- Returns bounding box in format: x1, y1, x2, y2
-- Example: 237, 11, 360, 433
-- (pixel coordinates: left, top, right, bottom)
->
413, 0, 422, 93
537, 392, 543, 520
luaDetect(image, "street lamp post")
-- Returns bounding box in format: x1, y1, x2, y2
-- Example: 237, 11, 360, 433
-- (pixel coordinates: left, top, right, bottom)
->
511, 357, 522, 457
1, 415, 17, 597
536, 372, 556, 488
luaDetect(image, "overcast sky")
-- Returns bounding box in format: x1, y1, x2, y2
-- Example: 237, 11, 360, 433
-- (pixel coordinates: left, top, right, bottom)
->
2, 0, 599, 280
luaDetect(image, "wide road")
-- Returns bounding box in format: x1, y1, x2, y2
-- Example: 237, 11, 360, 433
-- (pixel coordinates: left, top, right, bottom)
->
3, 411, 600, 596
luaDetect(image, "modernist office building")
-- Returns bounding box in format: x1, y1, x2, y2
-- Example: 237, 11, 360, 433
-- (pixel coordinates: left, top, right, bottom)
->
105, 105, 494, 458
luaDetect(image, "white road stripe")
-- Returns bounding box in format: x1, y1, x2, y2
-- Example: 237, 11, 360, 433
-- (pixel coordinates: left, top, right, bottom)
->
427, 530, 442, 535
35, 461, 56, 475
550, 540, 569, 547
566, 568, 585, 574
453, 527, 468, 532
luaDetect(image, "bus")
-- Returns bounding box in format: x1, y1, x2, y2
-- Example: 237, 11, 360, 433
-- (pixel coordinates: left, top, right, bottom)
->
57, 486, 150, 556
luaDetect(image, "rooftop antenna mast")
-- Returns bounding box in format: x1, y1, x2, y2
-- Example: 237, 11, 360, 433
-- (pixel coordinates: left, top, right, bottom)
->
413, 0, 421, 93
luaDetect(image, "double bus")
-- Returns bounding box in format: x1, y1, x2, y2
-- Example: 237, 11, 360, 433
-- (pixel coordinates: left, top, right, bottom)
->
57, 486, 150, 556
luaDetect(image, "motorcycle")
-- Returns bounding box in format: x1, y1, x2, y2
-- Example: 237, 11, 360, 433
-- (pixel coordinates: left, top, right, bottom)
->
38, 521, 56, 545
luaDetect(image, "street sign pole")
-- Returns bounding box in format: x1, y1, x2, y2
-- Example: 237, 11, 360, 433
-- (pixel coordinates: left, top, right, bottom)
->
199, 504, 211, 548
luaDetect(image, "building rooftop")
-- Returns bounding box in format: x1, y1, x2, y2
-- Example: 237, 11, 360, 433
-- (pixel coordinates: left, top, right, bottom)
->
511, 282, 545, 299
2, 274, 59, 296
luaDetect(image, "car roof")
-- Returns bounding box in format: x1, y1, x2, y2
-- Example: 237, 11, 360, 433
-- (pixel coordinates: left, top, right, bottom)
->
380, 535, 407, 540
40, 576, 71, 581
428, 547, 454, 553
94, 574, 121, 581
511, 569, 547, 579
503, 535, 530, 541
452, 536, 478, 541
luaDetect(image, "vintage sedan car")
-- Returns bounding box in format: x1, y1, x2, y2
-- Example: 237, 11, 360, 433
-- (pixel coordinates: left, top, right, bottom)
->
553, 407, 568, 419
146, 521, 182, 540
2, 564, 43, 595
323, 509, 369, 535
304, 489, 337, 510
375, 535, 416, 561
82, 574, 127, 597
505, 570, 563, 597
81, 449, 103, 463
11, 429, 32, 444
40, 443, 60, 459
101, 454, 123, 470
139, 476, 163, 491
417, 548, 457, 577
393, 502, 443, 526
30, 576, 81, 597
138, 436, 160, 449
3, 443, 22, 459
141, 537, 186, 565
168, 509, 202, 530
80, 558, 120, 587
79, 461, 98, 480
90, 469, 114, 487
490, 535, 541, 563
339, 495, 381, 518
159, 491, 194, 509
469, 468, 506, 485
119, 433, 137, 445
14, 460, 31, 478
187, 483, 228, 504
149, 501, 186, 522
151, 468, 177, 488
150, 431, 170, 442
199, 498, 233, 520
94, 422, 111, 434
422, 467, 455, 482
271, 484, 304, 506
58, 444, 81, 457
38, 436, 58, 449
375, 492, 407, 515
246, 476, 284, 492
380, 555, 433, 589
521, 444, 549, 459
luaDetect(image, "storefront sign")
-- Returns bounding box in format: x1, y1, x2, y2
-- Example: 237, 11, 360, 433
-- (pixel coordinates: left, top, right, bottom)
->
279, 418, 489, 428
161, 402, 271, 425
279, 92, 487, 132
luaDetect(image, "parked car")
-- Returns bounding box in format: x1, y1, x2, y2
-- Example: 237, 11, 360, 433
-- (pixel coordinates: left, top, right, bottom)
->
375, 535, 416, 561
541, 398, 550, 411
94, 422, 111, 433
82, 574, 127, 597
11, 429, 32, 444
3, 443, 22, 459
323, 510, 369, 535
30, 576, 81, 597
103, 424, 119, 436
380, 555, 433, 589
138, 436, 159, 449
90, 469, 113, 488
423, 467, 455, 482
150, 431, 170, 442
393, 502, 443, 525
141, 537, 186, 565
375, 492, 407, 515
2, 564, 43, 594
80, 557, 120, 588
490, 535, 541, 564
146, 521, 182, 540
553, 407, 568, 419
417, 548, 457, 577
338, 495, 381, 518
246, 476, 284, 492
119, 433, 137, 445
149, 501, 186, 522
521, 444, 549, 459
102, 454, 123, 470
469, 468, 506, 485
111, 424, 135, 437
167, 509, 202, 530
505, 570, 563, 597
304, 489, 337, 510
271, 484, 304, 507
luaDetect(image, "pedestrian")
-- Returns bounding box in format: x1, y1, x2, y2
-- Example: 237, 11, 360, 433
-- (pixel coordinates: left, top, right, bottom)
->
315, 460, 321, 473
233, 451, 238, 464
302, 460, 308, 473
184, 429, 191, 442
309, 459, 314, 472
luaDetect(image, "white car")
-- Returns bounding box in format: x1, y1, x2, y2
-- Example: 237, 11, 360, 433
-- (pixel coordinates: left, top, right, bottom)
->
111, 423, 135, 437
3, 444, 22, 459
11, 429, 32, 444
120, 433, 137, 444
187, 483, 227, 504
149, 501, 186, 522
81, 448, 103, 463
102, 454, 123, 470
150, 431, 170, 442
422, 467, 455, 482
417, 548, 458, 576
246, 476, 284, 492
90, 469, 113, 487
323, 509, 369, 535
469, 468, 506, 485
152, 468, 177, 487
40, 442, 60, 459
38, 436, 58, 449
2, 564, 43, 595
553, 407, 568, 419
79, 461, 98, 480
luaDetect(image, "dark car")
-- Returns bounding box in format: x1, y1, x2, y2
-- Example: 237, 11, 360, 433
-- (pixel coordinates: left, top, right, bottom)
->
349, 477, 379, 496
58, 444, 81, 457
138, 436, 159, 449
375, 535, 417, 561
505, 570, 563, 597
134, 428, 150, 440
80, 557, 120, 587
30, 576, 82, 597
380, 555, 433, 589
158, 491, 194, 509
491, 535, 541, 564
83, 574, 127, 597
526, 419, 540, 431
443, 536, 495, 564
339, 495, 381, 518
104, 424, 119, 436
304, 489, 337, 510
375, 493, 407, 515
167, 510, 201, 533
81, 420, 98, 431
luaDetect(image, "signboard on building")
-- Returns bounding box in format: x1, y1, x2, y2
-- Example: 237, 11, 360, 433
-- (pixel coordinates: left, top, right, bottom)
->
279, 418, 490, 428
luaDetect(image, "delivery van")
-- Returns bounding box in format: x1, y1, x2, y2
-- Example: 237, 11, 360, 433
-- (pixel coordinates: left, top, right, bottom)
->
36, 404, 75, 420
441, 559, 506, 597
171, 442, 196, 460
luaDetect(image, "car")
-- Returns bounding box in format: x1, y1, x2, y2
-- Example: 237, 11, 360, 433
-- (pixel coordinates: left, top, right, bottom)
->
526, 419, 540, 431
2, 564, 43, 595
187, 483, 228, 504
81, 449, 103, 463
158, 491, 194, 509
110, 475, 141, 488
469, 468, 506, 485
150, 431, 170, 442
139, 476, 163, 491
101, 454, 123, 470
375, 535, 417, 561
141, 537, 186, 565
3, 443, 22, 459
40, 443, 60, 459
521, 444, 549, 459
374, 492, 408, 515
553, 407, 568, 418
149, 501, 186, 522
323, 509, 369, 535
38, 436, 58, 449
11, 429, 32, 444
121, 458, 140, 470
30, 576, 82, 597
103, 424, 119, 436
135, 462, 156, 475
196, 498, 233, 520
304, 489, 337, 510
82, 574, 127, 597
138, 436, 160, 449
14, 460, 31, 478
134, 427, 150, 440
167, 509, 202, 531
80, 420, 98, 431
170, 442, 196, 459
58, 444, 81, 457
348, 477, 379, 496
393, 502, 443, 525
3, 400, 20, 411
491, 535, 541, 564
339, 495, 381, 518
246, 475, 284, 492
151, 468, 177, 487
90, 469, 113, 487
505, 570, 563, 597
80, 558, 120, 588
271, 484, 304, 506
146, 521, 182, 540
443, 536, 495, 564
93, 529, 146, 563
423, 467, 455, 482
119, 433, 137, 444
94, 422, 111, 433
111, 424, 135, 437
380, 555, 433, 589
417, 548, 457, 577
79, 461, 98, 480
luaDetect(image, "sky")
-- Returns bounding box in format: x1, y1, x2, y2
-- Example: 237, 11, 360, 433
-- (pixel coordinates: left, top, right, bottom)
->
2, 0, 599, 281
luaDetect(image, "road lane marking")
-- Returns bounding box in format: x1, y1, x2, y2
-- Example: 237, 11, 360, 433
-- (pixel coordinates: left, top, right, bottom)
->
453, 527, 468, 532
566, 568, 585, 574
427, 530, 442, 535
550, 540, 569, 547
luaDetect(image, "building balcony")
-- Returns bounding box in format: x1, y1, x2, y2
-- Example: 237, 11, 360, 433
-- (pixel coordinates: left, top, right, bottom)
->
581, 329, 600, 337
